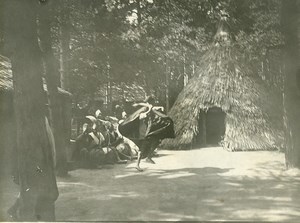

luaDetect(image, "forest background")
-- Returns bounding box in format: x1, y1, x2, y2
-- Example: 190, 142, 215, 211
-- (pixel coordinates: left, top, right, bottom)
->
0, 0, 300, 220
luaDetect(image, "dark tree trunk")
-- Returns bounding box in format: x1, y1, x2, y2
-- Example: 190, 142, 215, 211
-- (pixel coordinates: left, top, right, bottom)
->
38, 2, 68, 176
281, 0, 300, 169
107, 59, 113, 114
59, 0, 71, 91
136, 0, 142, 25
4, 0, 58, 220
165, 57, 170, 113
201, 111, 207, 147
0, 1, 4, 54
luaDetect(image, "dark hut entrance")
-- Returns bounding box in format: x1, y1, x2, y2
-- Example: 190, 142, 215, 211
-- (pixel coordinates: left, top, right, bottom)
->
206, 107, 226, 145
197, 107, 226, 147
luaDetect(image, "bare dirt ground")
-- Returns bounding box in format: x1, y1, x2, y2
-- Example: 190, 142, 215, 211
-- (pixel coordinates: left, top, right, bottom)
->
1, 147, 300, 222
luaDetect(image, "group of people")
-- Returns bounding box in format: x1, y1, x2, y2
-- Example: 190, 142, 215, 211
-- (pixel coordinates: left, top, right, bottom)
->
7, 96, 175, 221
73, 96, 175, 171
73, 112, 134, 169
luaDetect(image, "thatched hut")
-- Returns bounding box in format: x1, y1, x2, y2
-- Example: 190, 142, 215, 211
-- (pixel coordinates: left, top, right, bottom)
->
0, 55, 72, 175
162, 20, 283, 151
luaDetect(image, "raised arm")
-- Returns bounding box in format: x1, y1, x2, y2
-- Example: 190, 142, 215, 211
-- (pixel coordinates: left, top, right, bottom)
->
132, 102, 151, 108
152, 106, 164, 112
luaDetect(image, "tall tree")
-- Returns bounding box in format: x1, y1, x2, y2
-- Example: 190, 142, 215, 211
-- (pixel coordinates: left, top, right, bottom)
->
281, 0, 300, 169
4, 0, 58, 220
59, 0, 71, 91
0, 0, 4, 54
38, 0, 68, 176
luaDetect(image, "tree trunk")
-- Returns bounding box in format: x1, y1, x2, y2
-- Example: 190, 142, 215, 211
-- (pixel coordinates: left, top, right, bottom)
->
4, 0, 58, 220
38, 2, 68, 176
165, 57, 170, 113
281, 0, 300, 169
201, 111, 207, 147
59, 0, 70, 91
136, 0, 142, 25
183, 54, 189, 87
107, 59, 113, 114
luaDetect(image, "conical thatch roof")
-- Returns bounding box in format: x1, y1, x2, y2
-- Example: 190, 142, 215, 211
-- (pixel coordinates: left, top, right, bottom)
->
162, 19, 283, 151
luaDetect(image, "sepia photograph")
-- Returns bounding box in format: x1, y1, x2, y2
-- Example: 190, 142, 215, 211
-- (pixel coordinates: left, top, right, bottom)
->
0, 0, 300, 222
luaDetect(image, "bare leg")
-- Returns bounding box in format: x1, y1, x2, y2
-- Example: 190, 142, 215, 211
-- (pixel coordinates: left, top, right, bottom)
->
116, 144, 132, 160
146, 139, 160, 164
111, 148, 127, 164
119, 152, 132, 160
146, 157, 155, 164
146, 148, 156, 164
135, 151, 143, 172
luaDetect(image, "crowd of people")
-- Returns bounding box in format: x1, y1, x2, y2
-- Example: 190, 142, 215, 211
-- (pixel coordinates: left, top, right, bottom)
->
72, 96, 175, 171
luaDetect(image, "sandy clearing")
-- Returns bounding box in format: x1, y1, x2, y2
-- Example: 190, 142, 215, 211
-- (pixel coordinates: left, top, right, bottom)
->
1, 147, 300, 221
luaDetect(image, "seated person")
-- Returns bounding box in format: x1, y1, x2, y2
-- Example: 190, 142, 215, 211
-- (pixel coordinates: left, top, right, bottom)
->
115, 121, 138, 160
101, 121, 128, 164
74, 115, 129, 167
73, 118, 106, 168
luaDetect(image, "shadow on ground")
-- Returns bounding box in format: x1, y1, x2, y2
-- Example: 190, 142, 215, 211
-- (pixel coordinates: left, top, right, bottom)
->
54, 156, 300, 221
1, 148, 300, 221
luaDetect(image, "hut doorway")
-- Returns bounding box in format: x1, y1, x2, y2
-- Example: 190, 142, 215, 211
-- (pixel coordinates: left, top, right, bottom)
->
195, 107, 226, 147
206, 107, 226, 145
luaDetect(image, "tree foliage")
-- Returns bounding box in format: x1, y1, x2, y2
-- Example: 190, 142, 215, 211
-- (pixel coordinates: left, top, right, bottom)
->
49, 0, 283, 106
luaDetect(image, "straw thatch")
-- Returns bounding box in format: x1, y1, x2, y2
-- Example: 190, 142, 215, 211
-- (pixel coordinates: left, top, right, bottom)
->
0, 55, 13, 92
162, 20, 283, 151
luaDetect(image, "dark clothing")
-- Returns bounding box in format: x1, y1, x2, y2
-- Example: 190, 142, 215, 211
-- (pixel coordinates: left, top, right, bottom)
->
119, 106, 175, 142
102, 131, 122, 147
139, 138, 161, 159
73, 132, 105, 167
72, 133, 92, 161
118, 106, 175, 157
114, 106, 123, 120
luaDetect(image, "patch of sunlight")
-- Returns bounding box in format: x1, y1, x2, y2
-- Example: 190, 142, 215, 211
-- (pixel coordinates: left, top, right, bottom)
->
233, 208, 300, 221
267, 209, 300, 217
218, 168, 282, 180
147, 169, 165, 173
114, 172, 139, 179
231, 209, 269, 220
282, 168, 300, 180
110, 191, 140, 198
58, 188, 112, 200
284, 168, 300, 175
143, 210, 196, 221
144, 169, 166, 177
250, 196, 292, 202
58, 182, 96, 189
147, 173, 165, 177
115, 167, 196, 179
272, 184, 285, 189
115, 168, 193, 179
225, 182, 242, 187
201, 199, 225, 206
158, 171, 196, 179
79, 193, 112, 201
